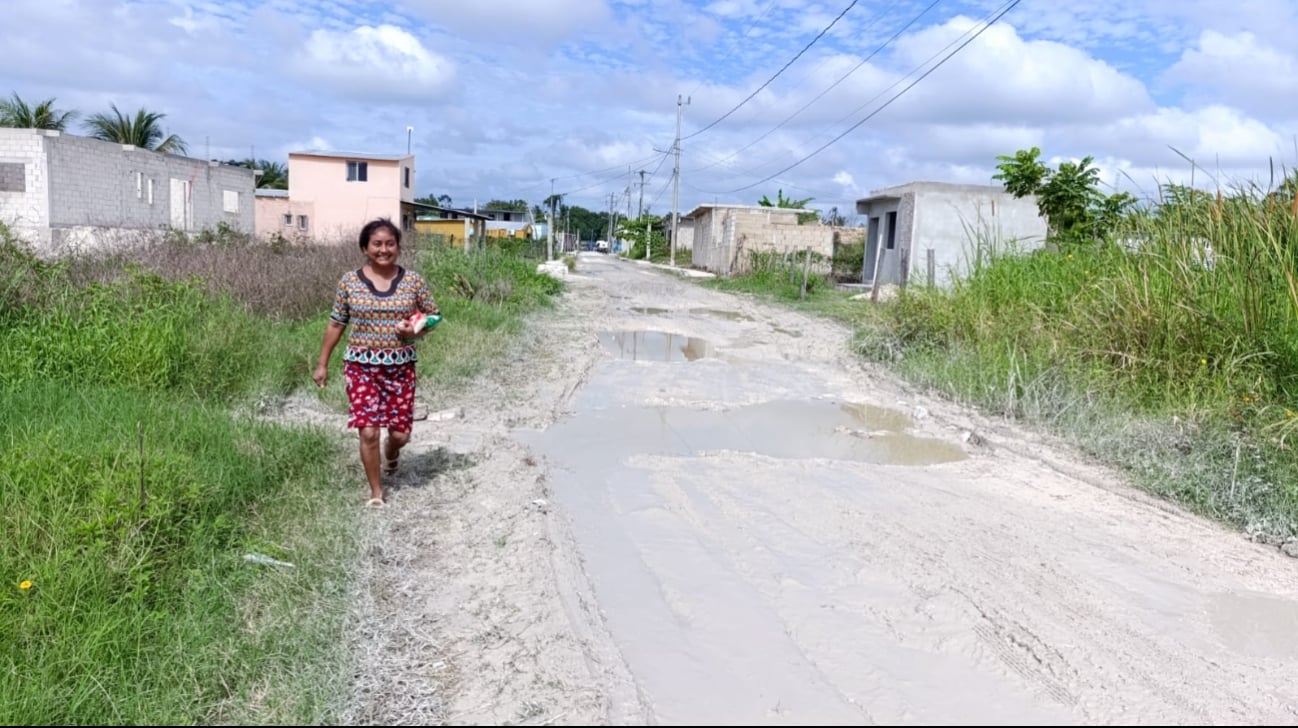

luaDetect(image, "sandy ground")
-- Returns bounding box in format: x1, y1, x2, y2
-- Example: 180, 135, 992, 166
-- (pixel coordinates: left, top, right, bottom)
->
315, 252, 1298, 725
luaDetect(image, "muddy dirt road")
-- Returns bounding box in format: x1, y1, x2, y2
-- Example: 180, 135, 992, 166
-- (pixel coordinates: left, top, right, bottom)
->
343, 253, 1298, 725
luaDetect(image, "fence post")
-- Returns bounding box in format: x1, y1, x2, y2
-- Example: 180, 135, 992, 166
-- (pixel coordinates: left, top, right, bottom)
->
800, 246, 811, 299
871, 247, 886, 303
927, 248, 936, 288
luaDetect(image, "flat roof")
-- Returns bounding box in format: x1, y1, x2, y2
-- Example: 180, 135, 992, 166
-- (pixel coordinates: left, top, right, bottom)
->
290, 150, 411, 162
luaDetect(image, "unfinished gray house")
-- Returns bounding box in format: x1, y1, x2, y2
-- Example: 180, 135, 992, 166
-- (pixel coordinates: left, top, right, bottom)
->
0, 128, 255, 254
685, 203, 834, 276
855, 181, 1047, 287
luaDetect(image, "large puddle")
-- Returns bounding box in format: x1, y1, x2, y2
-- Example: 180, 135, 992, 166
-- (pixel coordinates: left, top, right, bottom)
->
630, 307, 755, 322
528, 399, 965, 466
598, 330, 716, 362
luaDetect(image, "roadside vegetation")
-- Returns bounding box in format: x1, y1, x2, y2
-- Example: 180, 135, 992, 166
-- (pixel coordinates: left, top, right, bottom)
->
0, 224, 561, 723
714, 158, 1298, 545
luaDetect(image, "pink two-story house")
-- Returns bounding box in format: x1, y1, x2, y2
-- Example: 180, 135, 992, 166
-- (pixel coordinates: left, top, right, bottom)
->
255, 150, 418, 243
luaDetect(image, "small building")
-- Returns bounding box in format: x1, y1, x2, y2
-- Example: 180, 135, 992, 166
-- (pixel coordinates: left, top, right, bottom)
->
0, 128, 255, 254
253, 188, 313, 240
855, 181, 1047, 287
684, 203, 834, 276
413, 205, 489, 248
255, 150, 417, 243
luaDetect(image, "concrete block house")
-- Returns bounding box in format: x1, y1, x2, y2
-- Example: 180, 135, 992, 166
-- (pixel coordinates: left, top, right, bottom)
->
0, 128, 255, 254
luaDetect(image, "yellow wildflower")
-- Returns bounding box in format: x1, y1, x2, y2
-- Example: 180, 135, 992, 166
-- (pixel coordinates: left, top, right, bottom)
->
1200, 358, 1207, 365
18, 580, 32, 590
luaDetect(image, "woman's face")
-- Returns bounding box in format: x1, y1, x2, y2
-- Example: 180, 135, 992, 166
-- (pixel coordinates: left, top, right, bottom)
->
364, 227, 400, 267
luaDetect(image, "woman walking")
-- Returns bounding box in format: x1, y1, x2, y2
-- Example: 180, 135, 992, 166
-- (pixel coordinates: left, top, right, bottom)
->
313, 218, 439, 506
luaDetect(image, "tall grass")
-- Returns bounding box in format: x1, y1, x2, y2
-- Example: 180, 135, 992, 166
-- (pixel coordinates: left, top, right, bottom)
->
410, 241, 563, 390
707, 249, 832, 301
855, 187, 1298, 539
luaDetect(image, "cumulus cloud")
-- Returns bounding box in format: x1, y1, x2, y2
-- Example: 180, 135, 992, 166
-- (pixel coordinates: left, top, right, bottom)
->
293, 24, 455, 102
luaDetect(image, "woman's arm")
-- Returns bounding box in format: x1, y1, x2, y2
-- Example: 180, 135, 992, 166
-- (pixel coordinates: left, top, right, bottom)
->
313, 320, 346, 387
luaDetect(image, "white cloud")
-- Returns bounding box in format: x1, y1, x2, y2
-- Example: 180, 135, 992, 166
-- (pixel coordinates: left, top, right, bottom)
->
400, 0, 612, 44
881, 18, 1154, 125
1080, 105, 1287, 168
1163, 31, 1298, 118
293, 24, 455, 102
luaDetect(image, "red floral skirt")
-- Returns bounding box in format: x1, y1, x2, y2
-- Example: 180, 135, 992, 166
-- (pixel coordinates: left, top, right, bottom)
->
344, 361, 416, 433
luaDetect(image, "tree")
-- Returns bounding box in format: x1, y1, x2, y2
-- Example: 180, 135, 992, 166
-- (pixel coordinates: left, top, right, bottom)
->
617, 213, 666, 258
414, 194, 455, 209
0, 92, 77, 130
484, 199, 529, 212
224, 158, 287, 189
758, 188, 819, 224
994, 147, 1133, 244
992, 147, 1049, 198
84, 104, 187, 155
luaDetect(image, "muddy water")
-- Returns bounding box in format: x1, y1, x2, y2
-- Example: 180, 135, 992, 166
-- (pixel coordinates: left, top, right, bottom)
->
532, 399, 963, 466
597, 331, 716, 362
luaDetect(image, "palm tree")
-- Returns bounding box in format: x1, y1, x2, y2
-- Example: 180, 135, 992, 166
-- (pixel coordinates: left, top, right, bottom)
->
227, 158, 288, 189
84, 103, 188, 155
0, 92, 77, 130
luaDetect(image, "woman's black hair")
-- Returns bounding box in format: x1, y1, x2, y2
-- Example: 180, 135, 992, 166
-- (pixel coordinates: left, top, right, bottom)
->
359, 218, 402, 250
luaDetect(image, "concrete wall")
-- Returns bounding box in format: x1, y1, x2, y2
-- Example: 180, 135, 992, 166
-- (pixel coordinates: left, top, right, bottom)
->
688, 205, 834, 275
673, 217, 695, 251
0, 129, 255, 253
0, 129, 51, 244
287, 153, 411, 242
255, 195, 315, 241
910, 183, 1047, 286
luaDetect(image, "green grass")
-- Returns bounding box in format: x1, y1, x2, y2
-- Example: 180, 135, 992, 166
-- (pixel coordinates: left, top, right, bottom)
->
0, 228, 563, 724
0, 384, 356, 725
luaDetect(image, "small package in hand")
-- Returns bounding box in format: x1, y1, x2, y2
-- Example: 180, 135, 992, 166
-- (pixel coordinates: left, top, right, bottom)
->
407, 311, 441, 335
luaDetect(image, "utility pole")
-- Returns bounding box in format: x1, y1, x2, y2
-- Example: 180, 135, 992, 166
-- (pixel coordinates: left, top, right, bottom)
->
547, 178, 555, 261
670, 94, 690, 268
626, 166, 632, 221
637, 169, 646, 219
607, 192, 617, 249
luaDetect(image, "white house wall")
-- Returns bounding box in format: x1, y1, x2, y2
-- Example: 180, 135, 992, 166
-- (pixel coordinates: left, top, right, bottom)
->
0, 129, 51, 244
910, 184, 1047, 286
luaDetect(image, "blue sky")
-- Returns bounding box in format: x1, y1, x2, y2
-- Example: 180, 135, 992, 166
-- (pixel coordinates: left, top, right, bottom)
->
3, 0, 1297, 220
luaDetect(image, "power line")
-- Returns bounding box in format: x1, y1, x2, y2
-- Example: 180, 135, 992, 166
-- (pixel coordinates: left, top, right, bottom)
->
683, 0, 782, 100
726, 0, 1021, 194
683, 0, 861, 141
688, 0, 940, 175
555, 149, 672, 199
539, 152, 664, 185
715, 2, 995, 182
